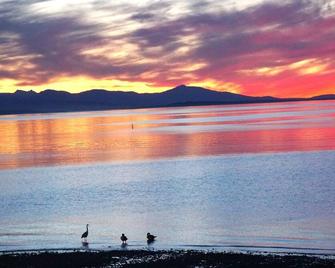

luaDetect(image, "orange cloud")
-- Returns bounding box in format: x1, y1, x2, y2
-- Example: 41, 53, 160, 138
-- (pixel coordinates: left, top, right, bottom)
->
190, 79, 243, 94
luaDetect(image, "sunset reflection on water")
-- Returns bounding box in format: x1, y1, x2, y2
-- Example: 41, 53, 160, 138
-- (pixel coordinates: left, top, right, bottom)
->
0, 100, 335, 169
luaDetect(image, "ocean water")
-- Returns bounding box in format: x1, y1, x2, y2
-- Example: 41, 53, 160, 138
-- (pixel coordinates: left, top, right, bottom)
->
0, 100, 335, 253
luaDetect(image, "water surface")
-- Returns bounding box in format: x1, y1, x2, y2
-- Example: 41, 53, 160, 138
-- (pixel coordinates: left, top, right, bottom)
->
0, 101, 335, 253
0, 100, 334, 169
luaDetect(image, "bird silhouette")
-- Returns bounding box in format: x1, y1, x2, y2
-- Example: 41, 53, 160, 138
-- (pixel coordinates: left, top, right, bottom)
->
120, 233, 128, 243
81, 224, 89, 242
147, 232, 156, 242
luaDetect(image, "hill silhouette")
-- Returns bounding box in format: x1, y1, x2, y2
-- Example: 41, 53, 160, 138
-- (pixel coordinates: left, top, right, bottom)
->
0, 85, 334, 115
310, 94, 335, 100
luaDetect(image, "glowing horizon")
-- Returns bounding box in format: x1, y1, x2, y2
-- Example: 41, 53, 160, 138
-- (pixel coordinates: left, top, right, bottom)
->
0, 0, 334, 98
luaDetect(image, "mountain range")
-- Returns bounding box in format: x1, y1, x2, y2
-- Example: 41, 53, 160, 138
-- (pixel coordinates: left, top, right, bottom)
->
0, 85, 334, 115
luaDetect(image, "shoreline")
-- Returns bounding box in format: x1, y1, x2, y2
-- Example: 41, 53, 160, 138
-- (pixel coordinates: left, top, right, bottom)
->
0, 97, 334, 117
1, 249, 335, 268
1, 245, 335, 257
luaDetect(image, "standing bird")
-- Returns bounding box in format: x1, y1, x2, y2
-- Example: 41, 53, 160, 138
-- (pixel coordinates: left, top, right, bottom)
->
120, 233, 128, 244
81, 224, 89, 242
147, 232, 156, 242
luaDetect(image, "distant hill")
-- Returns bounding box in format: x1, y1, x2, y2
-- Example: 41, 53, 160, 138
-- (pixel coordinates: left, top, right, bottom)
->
310, 94, 335, 100
0, 85, 333, 115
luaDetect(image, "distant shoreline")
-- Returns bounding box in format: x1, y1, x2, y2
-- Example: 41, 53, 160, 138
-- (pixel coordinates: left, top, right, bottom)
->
0, 85, 334, 116
1, 249, 334, 268
0, 95, 334, 117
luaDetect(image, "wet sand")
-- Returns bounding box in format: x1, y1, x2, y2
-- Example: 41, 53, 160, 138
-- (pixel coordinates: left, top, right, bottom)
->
0, 250, 334, 268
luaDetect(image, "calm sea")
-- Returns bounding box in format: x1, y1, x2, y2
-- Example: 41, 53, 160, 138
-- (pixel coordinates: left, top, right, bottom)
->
0, 100, 335, 253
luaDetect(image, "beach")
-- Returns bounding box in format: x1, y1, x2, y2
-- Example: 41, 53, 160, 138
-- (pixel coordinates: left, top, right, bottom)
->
1, 249, 335, 268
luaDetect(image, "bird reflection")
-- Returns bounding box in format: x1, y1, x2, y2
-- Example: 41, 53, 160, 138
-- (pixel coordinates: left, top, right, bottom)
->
147, 240, 155, 246
82, 241, 89, 248
121, 242, 128, 249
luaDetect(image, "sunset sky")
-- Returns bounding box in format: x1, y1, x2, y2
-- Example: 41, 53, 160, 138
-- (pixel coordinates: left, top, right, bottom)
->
0, 0, 334, 97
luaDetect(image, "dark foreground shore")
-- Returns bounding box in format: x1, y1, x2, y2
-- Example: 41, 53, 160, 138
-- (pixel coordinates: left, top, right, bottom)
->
1, 250, 335, 268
